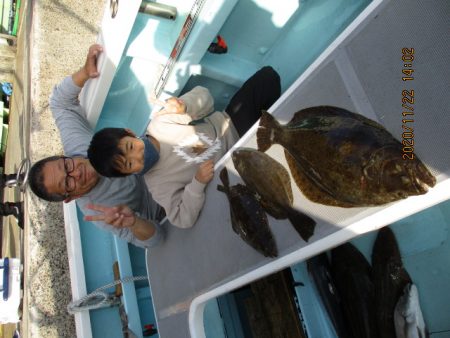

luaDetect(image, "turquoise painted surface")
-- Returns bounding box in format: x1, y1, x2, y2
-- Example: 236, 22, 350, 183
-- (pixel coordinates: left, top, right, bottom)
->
97, 8, 192, 136
77, 207, 124, 337
78, 206, 157, 338
129, 244, 159, 334
350, 201, 450, 335
201, 0, 371, 90
291, 262, 338, 338
203, 299, 227, 338
291, 199, 450, 337
264, 0, 371, 90
95, 56, 153, 136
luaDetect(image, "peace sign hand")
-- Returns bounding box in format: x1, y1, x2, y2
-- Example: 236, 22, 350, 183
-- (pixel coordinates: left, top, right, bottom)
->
84, 203, 137, 229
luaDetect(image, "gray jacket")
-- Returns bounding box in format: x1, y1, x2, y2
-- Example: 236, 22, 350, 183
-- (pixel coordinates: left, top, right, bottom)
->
49, 76, 163, 248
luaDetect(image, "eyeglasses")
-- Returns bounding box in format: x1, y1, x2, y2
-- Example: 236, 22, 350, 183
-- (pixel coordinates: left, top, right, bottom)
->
63, 157, 76, 196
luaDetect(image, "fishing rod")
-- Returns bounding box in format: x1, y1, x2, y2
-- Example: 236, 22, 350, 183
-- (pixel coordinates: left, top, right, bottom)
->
152, 0, 206, 98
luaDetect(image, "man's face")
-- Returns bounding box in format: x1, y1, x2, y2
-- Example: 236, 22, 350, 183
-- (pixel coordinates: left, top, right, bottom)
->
42, 156, 100, 202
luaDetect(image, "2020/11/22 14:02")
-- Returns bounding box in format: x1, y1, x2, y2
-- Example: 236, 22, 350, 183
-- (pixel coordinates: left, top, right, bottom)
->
401, 48, 415, 160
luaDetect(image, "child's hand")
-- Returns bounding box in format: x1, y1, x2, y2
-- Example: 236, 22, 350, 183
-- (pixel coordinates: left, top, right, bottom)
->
195, 160, 214, 184
165, 97, 186, 114
155, 97, 186, 115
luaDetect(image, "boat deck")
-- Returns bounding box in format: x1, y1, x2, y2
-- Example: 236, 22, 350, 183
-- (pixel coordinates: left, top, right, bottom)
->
144, 1, 450, 337
63, 0, 450, 337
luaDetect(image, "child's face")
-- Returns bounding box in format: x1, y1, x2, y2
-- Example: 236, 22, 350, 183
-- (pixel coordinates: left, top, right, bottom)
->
116, 136, 145, 174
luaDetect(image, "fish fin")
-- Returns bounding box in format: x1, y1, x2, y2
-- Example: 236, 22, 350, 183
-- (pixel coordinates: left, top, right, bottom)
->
219, 167, 230, 188
257, 110, 279, 152
286, 207, 316, 241
261, 200, 287, 219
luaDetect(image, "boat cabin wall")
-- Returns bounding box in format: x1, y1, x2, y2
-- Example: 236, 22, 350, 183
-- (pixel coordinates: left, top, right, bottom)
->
95, 0, 371, 136
96, 0, 239, 135
198, 0, 371, 91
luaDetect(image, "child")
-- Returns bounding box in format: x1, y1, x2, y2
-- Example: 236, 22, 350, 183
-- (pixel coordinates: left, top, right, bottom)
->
88, 67, 281, 229
88, 86, 239, 229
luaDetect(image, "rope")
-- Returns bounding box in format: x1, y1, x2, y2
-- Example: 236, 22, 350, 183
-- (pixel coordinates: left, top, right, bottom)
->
67, 275, 148, 314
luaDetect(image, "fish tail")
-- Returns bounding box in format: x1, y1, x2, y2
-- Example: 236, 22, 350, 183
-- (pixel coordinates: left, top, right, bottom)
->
286, 207, 316, 242
257, 110, 279, 152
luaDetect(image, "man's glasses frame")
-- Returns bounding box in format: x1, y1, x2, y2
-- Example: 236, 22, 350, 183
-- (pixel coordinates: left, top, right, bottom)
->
63, 156, 76, 196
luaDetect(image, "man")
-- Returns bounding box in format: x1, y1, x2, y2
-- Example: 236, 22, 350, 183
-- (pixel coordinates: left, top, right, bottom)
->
29, 44, 163, 248
30, 44, 281, 248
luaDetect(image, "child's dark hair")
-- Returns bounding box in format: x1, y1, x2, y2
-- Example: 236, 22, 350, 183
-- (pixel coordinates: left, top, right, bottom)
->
87, 127, 135, 177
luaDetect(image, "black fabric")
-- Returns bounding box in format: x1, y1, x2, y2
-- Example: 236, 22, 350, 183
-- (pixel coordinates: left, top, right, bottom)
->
0, 173, 22, 187
0, 202, 22, 216
0, 202, 24, 229
156, 206, 166, 221
225, 66, 281, 136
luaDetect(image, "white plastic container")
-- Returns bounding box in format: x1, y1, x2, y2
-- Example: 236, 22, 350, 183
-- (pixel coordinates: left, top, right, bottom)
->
0, 258, 22, 324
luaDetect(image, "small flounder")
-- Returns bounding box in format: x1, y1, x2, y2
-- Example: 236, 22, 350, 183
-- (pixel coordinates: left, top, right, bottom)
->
217, 168, 278, 258
307, 253, 351, 338
331, 243, 379, 338
257, 107, 436, 207
232, 147, 316, 241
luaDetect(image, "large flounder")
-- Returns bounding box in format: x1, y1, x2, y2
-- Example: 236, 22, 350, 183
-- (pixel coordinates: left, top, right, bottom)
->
232, 148, 316, 241
217, 167, 278, 258
257, 107, 436, 207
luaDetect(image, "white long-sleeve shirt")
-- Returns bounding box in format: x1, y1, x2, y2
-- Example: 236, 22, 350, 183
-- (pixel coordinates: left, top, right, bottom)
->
145, 86, 239, 228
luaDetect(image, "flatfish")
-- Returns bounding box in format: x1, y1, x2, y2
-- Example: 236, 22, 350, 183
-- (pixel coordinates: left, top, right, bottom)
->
307, 253, 351, 338
232, 148, 316, 241
331, 242, 378, 338
372, 226, 412, 338
257, 107, 436, 207
217, 167, 278, 258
